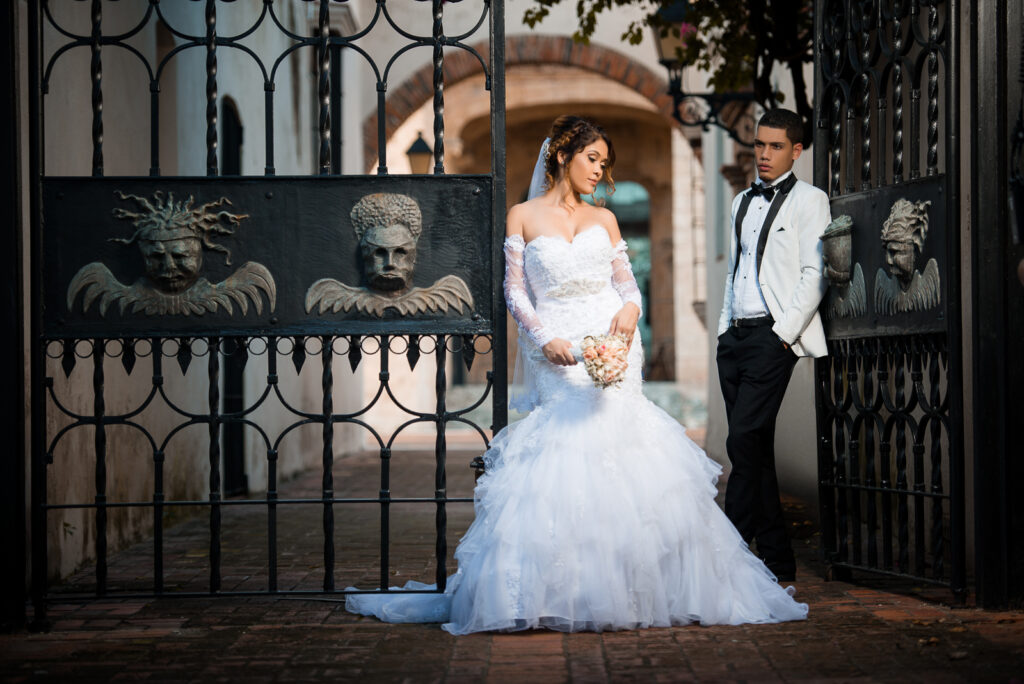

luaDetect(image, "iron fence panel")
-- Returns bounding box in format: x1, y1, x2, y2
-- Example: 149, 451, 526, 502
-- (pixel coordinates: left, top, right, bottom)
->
29, 0, 506, 627
813, 0, 964, 597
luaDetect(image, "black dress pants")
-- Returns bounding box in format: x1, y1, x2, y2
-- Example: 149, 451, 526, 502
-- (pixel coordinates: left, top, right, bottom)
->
716, 324, 799, 575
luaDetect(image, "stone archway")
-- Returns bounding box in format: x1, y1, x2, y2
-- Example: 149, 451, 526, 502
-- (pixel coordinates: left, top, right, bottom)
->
364, 35, 677, 172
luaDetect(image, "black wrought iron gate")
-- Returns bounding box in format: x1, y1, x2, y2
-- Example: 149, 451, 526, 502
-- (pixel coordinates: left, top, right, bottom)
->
29, 0, 506, 625
813, 0, 965, 596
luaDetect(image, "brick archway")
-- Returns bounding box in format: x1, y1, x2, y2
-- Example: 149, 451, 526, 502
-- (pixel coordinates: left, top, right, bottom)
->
363, 35, 674, 168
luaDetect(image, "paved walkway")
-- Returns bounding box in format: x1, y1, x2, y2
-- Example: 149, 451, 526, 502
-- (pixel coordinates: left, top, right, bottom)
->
3, 448, 1023, 683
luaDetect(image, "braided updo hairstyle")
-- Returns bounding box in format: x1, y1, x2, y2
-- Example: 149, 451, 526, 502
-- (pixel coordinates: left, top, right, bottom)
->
543, 115, 616, 199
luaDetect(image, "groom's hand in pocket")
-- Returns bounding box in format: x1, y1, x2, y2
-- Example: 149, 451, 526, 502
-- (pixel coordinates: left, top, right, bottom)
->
542, 338, 578, 366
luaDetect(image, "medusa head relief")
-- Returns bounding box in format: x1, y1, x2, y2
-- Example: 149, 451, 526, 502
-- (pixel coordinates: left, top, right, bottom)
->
67, 191, 276, 317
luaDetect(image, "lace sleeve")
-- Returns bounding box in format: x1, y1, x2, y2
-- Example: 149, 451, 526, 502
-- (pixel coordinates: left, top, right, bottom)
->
503, 235, 554, 349
611, 240, 643, 317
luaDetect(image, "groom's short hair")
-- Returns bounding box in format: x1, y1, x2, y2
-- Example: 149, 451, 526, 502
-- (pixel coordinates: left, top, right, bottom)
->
757, 109, 804, 146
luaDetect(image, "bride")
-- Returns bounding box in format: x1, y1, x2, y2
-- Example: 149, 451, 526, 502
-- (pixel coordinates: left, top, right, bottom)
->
347, 115, 808, 633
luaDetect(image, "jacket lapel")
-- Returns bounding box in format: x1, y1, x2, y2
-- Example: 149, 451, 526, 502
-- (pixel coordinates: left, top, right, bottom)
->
755, 173, 799, 277
730, 192, 754, 283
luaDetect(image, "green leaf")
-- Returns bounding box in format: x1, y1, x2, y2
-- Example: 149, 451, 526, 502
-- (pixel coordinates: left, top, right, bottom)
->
520, 0, 814, 140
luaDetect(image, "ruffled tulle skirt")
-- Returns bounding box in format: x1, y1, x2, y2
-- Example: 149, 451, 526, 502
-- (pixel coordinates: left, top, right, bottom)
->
346, 388, 808, 634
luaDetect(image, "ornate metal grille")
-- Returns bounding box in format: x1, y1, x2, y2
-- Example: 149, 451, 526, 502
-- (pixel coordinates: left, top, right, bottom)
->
29, 0, 507, 625
813, 0, 965, 594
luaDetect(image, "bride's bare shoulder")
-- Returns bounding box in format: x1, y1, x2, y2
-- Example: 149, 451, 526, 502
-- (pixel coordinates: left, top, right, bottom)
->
506, 203, 529, 237
507, 199, 546, 237
510, 197, 547, 214
586, 205, 622, 242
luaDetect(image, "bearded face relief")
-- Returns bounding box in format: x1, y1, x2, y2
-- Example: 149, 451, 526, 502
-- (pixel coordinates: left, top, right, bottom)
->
360, 223, 417, 293
67, 191, 276, 317
305, 192, 474, 318
140, 237, 203, 293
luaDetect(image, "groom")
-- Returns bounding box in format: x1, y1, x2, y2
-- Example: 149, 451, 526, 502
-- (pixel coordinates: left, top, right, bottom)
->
716, 109, 830, 582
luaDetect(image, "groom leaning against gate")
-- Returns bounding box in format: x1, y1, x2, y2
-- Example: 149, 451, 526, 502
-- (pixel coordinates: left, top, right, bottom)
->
716, 108, 830, 582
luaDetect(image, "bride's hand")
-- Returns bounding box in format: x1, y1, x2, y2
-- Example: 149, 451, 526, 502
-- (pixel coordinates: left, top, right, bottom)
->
542, 338, 578, 366
609, 303, 640, 346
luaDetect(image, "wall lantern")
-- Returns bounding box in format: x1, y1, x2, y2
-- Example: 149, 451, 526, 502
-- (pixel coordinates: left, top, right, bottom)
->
406, 132, 434, 175
653, 2, 758, 147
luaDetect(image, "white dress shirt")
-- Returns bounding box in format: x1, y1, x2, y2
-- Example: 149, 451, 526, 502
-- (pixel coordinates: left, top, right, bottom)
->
732, 171, 793, 319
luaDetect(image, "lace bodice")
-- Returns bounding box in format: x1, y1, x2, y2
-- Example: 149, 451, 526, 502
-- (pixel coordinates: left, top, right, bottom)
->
503, 225, 645, 410
503, 225, 642, 349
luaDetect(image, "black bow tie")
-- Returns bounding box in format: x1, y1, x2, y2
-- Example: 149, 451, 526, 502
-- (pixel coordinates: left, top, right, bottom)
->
749, 181, 775, 200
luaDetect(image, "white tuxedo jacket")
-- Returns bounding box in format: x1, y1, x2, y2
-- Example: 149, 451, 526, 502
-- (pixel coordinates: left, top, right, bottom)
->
717, 177, 831, 358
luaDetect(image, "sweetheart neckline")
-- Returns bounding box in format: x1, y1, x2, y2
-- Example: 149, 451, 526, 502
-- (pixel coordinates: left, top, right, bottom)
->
524, 224, 608, 249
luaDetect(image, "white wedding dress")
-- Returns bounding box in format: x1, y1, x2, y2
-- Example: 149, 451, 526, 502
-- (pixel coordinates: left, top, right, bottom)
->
346, 225, 808, 634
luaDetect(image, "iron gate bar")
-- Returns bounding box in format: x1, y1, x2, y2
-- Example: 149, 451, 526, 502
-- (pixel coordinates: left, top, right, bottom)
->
30, 0, 508, 623
205, 0, 217, 177
379, 343, 392, 593
29, 0, 46, 630
969, 0, 1016, 608
434, 335, 448, 590
945, 0, 966, 602
208, 337, 221, 593
432, 0, 445, 175
322, 334, 334, 592
92, 338, 106, 595
155, 439, 164, 595
317, 0, 330, 176
489, 0, 508, 436
90, 0, 102, 177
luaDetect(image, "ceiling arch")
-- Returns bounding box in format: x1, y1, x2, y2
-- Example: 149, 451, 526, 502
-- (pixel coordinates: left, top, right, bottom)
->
363, 35, 674, 168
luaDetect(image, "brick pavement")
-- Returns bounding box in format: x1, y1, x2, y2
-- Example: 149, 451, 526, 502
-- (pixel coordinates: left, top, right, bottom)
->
2, 447, 1023, 683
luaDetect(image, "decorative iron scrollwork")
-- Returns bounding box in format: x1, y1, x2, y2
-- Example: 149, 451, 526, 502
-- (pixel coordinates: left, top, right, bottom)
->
305, 192, 474, 317
814, 0, 963, 599
67, 191, 276, 317
31, 0, 504, 624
